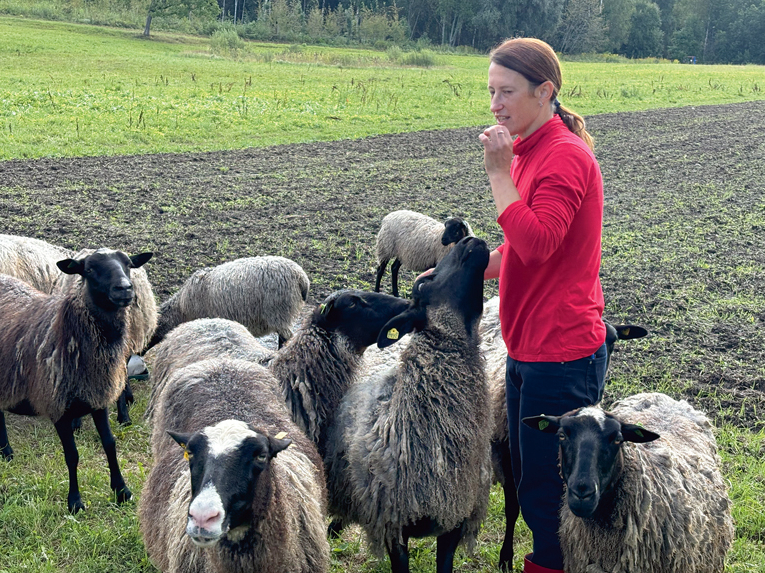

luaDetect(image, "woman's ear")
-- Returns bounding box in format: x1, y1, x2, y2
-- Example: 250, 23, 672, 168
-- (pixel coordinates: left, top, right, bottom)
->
536, 81, 555, 103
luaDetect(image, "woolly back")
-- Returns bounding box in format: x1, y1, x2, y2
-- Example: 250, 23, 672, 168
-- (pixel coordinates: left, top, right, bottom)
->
0, 234, 73, 293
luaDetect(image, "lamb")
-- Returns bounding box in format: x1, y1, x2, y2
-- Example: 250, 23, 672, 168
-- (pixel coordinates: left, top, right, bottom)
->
0, 248, 152, 513
479, 295, 649, 571
324, 236, 493, 573
144, 256, 309, 352
144, 318, 273, 425
0, 234, 159, 425
138, 357, 330, 573
523, 392, 734, 573
374, 209, 473, 297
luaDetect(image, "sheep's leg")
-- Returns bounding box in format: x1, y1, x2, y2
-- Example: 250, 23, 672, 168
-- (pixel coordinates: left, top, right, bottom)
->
435, 527, 463, 573
116, 386, 132, 426
386, 533, 410, 573
390, 259, 402, 298
375, 260, 388, 293
499, 440, 520, 572
0, 411, 13, 461
91, 408, 132, 504
54, 416, 85, 513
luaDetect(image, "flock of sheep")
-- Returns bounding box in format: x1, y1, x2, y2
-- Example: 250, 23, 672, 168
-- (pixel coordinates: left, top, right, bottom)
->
0, 208, 735, 573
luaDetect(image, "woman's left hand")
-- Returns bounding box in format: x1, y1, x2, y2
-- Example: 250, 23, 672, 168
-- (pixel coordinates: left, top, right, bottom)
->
479, 126, 514, 177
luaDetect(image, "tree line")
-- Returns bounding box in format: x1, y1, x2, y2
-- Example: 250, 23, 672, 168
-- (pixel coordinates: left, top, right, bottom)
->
141, 0, 764, 64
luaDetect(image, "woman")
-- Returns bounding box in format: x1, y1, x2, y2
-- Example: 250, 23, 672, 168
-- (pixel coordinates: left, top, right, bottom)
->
480, 38, 608, 573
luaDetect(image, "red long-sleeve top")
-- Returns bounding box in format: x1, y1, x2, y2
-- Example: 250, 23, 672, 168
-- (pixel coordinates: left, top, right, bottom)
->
496, 115, 605, 362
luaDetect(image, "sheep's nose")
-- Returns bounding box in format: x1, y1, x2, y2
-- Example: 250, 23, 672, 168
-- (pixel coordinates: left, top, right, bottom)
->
188, 507, 223, 532
570, 480, 597, 501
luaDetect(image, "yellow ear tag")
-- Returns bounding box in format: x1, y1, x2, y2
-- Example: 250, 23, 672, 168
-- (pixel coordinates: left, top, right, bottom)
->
386, 328, 400, 340
274, 432, 288, 440
623, 327, 631, 336
183, 450, 190, 460
538, 420, 549, 431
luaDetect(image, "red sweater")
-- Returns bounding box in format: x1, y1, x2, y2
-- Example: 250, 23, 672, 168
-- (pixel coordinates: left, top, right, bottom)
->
496, 115, 605, 362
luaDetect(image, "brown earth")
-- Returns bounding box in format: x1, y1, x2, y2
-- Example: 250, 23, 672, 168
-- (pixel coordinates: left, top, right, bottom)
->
1, 100, 764, 427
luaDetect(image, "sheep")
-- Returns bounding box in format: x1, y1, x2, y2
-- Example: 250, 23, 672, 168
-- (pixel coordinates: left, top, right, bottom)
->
522, 392, 734, 573
144, 318, 274, 426
0, 235, 159, 426
479, 295, 649, 571
324, 236, 493, 573
0, 248, 152, 513
268, 289, 411, 459
374, 209, 473, 297
138, 357, 330, 573
144, 256, 309, 352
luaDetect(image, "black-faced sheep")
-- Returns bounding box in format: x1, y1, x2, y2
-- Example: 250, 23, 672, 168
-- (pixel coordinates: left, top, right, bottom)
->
0, 248, 152, 513
139, 357, 329, 573
522, 392, 733, 573
374, 209, 473, 297
325, 236, 493, 573
144, 318, 273, 426
0, 235, 159, 426
144, 256, 309, 352
268, 289, 411, 458
479, 295, 649, 571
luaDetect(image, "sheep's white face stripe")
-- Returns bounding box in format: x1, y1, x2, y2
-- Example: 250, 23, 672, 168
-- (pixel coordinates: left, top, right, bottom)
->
203, 420, 259, 457
575, 407, 607, 429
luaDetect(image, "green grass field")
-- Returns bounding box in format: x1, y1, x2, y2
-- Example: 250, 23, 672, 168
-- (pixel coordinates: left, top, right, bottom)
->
1, 16, 763, 160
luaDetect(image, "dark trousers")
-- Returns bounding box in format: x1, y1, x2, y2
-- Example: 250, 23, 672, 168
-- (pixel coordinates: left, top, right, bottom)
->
505, 343, 608, 570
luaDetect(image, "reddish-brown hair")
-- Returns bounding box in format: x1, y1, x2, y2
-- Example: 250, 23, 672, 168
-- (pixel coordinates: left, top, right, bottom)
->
490, 38, 594, 150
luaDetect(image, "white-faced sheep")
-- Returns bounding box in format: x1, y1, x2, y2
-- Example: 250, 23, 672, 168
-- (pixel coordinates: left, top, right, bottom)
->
139, 357, 330, 573
374, 209, 473, 297
145, 256, 309, 352
0, 248, 152, 513
144, 318, 273, 427
479, 295, 649, 571
0, 234, 159, 426
324, 236, 493, 573
523, 392, 733, 573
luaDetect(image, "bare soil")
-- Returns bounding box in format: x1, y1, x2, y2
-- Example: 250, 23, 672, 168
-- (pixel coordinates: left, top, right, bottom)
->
2, 100, 764, 427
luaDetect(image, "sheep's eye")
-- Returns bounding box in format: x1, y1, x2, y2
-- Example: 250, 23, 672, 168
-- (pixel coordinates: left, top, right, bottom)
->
255, 453, 268, 462
610, 433, 623, 445
558, 432, 566, 441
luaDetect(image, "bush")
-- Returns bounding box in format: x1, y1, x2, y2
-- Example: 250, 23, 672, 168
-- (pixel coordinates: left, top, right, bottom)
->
210, 26, 245, 57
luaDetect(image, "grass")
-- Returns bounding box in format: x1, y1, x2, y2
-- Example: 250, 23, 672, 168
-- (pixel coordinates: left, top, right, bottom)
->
0, 17, 764, 160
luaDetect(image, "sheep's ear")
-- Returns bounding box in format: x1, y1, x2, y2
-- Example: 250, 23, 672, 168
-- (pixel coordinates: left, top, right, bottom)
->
130, 252, 153, 268
522, 415, 562, 433
620, 423, 660, 443
377, 307, 426, 348
167, 430, 193, 449
56, 258, 85, 275
268, 434, 292, 457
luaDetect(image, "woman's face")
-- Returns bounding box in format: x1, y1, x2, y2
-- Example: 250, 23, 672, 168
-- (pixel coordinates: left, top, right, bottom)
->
488, 62, 547, 139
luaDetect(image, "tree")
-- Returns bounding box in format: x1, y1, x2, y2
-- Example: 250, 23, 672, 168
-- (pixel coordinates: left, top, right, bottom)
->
143, 0, 220, 36
623, 0, 663, 57
602, 0, 635, 52
555, 0, 606, 53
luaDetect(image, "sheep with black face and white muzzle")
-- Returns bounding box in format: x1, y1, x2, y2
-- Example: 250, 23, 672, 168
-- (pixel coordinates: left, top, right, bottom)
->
144, 256, 309, 352
0, 248, 152, 513
325, 236, 493, 573
139, 358, 330, 573
523, 392, 733, 573
374, 209, 473, 297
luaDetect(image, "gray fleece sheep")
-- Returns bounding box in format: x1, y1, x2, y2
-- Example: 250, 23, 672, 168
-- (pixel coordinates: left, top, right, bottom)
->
523, 392, 734, 573
0, 235, 159, 425
0, 248, 152, 512
139, 357, 329, 573
145, 256, 309, 352
479, 295, 649, 571
144, 318, 273, 427
268, 289, 411, 459
374, 209, 473, 297
325, 236, 492, 573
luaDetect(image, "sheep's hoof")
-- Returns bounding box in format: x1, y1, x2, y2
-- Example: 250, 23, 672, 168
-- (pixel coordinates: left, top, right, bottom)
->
68, 496, 85, 514
327, 520, 344, 539
116, 413, 133, 427
115, 486, 132, 504
1, 447, 12, 462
